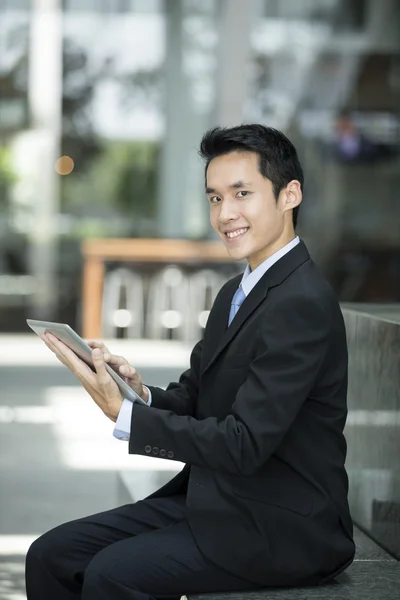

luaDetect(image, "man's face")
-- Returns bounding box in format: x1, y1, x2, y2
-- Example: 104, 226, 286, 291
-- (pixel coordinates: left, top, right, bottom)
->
206, 151, 296, 270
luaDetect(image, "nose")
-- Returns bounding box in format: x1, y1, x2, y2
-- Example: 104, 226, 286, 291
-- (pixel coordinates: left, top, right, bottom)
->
218, 198, 239, 225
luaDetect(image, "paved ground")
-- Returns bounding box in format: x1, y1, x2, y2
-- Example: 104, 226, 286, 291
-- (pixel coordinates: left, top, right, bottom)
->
0, 336, 190, 600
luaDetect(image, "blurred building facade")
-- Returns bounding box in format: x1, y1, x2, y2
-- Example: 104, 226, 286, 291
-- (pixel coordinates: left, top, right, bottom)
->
0, 0, 400, 334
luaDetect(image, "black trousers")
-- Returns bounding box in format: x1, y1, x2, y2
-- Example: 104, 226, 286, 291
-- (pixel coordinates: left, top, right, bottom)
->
25, 494, 260, 600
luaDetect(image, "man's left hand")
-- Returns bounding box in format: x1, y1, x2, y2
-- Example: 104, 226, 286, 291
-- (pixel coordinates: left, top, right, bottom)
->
41, 333, 123, 422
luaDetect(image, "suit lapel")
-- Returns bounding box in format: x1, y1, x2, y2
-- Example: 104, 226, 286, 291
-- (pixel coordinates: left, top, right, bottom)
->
200, 275, 240, 371
201, 240, 310, 375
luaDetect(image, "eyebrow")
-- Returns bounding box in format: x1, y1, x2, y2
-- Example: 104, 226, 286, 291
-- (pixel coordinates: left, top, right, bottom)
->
205, 180, 253, 194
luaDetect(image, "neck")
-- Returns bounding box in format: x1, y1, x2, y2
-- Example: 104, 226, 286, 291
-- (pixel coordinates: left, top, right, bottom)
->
248, 230, 297, 271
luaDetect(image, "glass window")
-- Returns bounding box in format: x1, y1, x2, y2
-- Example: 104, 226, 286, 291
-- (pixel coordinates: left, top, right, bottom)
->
0, 0, 30, 9
63, 0, 161, 13
263, 0, 339, 21
253, 0, 400, 302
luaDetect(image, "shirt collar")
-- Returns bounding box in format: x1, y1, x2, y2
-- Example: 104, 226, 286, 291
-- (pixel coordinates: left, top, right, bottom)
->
240, 236, 300, 297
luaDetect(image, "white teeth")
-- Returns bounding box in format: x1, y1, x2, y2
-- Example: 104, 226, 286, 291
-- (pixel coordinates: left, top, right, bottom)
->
226, 228, 248, 239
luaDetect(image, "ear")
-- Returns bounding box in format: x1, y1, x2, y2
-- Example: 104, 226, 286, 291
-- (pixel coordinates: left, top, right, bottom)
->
282, 180, 302, 213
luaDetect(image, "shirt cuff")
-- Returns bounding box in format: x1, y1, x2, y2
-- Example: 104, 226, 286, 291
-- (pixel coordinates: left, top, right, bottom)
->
113, 399, 133, 441
144, 386, 152, 406
113, 387, 152, 441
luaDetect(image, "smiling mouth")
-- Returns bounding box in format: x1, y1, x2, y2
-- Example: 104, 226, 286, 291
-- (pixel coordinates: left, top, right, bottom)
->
223, 227, 249, 241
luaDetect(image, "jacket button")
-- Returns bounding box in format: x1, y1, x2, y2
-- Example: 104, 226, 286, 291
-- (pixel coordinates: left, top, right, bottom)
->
167, 450, 174, 459
159, 449, 167, 457
145, 445, 151, 454
152, 447, 159, 455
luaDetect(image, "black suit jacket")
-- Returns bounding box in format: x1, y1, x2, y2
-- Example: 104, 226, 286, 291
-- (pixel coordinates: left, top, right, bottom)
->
129, 241, 355, 586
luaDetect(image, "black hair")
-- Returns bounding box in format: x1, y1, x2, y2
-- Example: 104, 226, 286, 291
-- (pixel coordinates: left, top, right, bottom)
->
199, 124, 304, 228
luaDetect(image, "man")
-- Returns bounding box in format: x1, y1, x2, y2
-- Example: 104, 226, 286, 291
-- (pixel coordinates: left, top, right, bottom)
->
26, 124, 355, 600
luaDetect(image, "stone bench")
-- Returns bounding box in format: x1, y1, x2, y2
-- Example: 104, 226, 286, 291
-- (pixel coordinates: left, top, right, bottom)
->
118, 470, 400, 600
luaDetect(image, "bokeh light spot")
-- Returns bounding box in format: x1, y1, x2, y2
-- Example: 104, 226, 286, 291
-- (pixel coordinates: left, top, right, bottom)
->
55, 155, 74, 175
112, 309, 133, 328
161, 310, 182, 329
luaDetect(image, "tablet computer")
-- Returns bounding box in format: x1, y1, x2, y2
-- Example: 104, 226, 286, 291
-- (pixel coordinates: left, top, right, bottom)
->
26, 319, 147, 405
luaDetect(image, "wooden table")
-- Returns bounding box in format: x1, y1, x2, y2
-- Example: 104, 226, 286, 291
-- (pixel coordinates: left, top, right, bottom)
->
81, 238, 232, 339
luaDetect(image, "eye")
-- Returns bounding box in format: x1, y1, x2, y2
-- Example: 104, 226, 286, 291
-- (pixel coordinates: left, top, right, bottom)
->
209, 196, 221, 204
237, 191, 249, 198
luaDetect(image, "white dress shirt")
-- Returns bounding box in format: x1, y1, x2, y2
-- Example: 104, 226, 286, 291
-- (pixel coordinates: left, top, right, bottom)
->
113, 236, 300, 441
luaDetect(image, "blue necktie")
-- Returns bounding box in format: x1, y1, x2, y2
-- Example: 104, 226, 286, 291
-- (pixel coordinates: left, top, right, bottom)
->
228, 285, 246, 326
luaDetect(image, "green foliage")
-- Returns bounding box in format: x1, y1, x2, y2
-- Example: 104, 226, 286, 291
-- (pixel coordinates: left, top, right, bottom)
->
0, 146, 16, 184
0, 146, 17, 210
61, 140, 159, 230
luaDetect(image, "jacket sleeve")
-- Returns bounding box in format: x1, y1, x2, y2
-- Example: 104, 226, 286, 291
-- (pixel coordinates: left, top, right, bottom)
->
129, 295, 330, 475
145, 338, 203, 416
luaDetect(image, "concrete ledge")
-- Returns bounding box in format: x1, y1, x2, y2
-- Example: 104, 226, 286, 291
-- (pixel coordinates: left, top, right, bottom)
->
186, 562, 400, 600
118, 470, 399, 600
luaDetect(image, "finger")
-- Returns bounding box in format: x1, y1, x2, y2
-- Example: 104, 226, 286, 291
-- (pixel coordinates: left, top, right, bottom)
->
87, 340, 109, 353
103, 353, 128, 369
92, 348, 111, 385
44, 332, 65, 347
42, 338, 67, 367
41, 335, 65, 362
42, 333, 93, 377
119, 364, 137, 379
41, 333, 55, 348
87, 340, 100, 348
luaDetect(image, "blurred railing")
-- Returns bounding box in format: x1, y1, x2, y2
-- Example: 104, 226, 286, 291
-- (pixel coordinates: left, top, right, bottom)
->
81, 239, 240, 340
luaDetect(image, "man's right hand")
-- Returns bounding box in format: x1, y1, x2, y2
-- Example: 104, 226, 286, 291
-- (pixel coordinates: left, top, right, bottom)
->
87, 341, 149, 403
